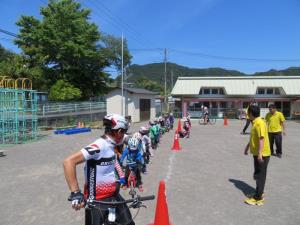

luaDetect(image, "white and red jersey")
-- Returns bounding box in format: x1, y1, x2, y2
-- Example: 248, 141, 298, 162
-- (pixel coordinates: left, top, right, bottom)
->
81, 136, 124, 200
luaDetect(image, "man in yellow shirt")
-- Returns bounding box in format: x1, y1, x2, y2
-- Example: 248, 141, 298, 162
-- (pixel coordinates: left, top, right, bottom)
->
265, 104, 286, 158
244, 105, 271, 206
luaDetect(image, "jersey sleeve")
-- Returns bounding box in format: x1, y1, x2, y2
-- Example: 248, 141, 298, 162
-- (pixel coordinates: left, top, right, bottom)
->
80, 139, 105, 160
115, 158, 125, 179
120, 147, 129, 164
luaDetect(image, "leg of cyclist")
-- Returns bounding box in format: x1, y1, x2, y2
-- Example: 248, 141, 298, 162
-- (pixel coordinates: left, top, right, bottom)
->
85, 204, 107, 225
115, 194, 135, 225
124, 165, 130, 188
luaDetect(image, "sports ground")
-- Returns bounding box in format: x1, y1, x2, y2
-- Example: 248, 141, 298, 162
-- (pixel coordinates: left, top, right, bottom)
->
1, 119, 300, 225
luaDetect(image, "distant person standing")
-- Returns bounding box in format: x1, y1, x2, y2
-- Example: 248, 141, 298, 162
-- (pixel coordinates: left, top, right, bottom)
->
241, 102, 254, 134
265, 104, 286, 158
244, 105, 271, 206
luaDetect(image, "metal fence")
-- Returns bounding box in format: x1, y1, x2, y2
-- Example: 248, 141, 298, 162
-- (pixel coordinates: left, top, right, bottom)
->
37, 101, 106, 128
38, 101, 106, 116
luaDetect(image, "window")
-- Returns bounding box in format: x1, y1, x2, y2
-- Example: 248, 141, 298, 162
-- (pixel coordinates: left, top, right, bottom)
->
211, 89, 218, 94
220, 102, 227, 109
211, 102, 218, 108
200, 88, 225, 95
203, 89, 210, 94
266, 88, 273, 94
257, 88, 265, 94
258, 102, 267, 108
257, 88, 280, 95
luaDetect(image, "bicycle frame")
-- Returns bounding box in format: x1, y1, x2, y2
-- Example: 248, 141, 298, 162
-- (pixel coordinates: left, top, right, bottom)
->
128, 170, 137, 198
86, 195, 155, 225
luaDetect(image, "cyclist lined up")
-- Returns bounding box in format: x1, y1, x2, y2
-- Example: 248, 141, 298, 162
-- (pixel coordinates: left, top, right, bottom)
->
63, 113, 174, 225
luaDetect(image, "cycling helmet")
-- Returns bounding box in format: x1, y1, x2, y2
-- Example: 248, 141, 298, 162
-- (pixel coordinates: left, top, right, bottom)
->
133, 132, 142, 141
149, 120, 155, 126
103, 114, 129, 130
128, 137, 139, 150
139, 126, 149, 135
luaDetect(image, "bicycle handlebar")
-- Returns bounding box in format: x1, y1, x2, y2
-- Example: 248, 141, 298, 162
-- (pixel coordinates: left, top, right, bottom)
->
86, 195, 155, 206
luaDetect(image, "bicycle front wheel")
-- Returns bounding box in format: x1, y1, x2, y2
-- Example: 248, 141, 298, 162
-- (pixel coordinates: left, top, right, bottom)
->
198, 118, 205, 125
209, 118, 216, 125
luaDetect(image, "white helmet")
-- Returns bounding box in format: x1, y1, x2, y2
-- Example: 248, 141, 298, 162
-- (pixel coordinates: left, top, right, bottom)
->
139, 126, 149, 135
128, 137, 139, 150
133, 132, 142, 141
103, 114, 129, 130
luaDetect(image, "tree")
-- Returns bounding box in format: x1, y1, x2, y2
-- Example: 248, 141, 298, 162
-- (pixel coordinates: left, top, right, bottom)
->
100, 34, 132, 71
49, 79, 81, 101
15, 0, 131, 99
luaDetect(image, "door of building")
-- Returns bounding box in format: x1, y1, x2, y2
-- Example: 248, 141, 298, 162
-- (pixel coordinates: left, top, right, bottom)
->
140, 99, 151, 121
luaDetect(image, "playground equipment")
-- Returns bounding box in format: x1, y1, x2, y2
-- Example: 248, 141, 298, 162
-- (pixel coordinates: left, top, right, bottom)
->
0, 76, 38, 145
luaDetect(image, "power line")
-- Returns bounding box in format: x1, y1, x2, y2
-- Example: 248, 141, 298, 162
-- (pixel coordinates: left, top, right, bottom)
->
86, 0, 159, 49
85, 1, 146, 48
169, 48, 300, 63
0, 28, 19, 38
91, 0, 158, 48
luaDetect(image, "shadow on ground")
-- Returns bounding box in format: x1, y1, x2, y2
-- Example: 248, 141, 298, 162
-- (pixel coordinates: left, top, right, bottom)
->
229, 179, 255, 196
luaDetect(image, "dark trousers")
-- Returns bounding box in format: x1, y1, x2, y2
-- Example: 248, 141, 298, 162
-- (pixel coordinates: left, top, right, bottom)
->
85, 194, 135, 225
253, 156, 270, 200
242, 119, 251, 133
268, 132, 282, 155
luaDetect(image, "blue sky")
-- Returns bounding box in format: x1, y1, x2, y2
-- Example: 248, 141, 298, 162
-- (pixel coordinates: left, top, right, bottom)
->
1, 0, 300, 74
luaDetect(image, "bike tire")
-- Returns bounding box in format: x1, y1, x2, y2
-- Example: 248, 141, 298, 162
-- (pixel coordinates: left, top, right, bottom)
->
129, 181, 136, 198
198, 118, 205, 125
209, 118, 216, 125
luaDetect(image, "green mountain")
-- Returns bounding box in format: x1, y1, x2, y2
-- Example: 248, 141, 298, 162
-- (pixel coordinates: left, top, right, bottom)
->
118, 62, 300, 93
127, 62, 245, 85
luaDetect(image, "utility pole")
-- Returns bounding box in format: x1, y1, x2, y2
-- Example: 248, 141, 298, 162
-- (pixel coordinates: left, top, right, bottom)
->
164, 48, 167, 112
171, 70, 174, 90
124, 67, 128, 117
121, 33, 124, 116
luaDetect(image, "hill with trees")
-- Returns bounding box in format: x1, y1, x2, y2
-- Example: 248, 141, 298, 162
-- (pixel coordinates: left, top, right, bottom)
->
122, 63, 300, 93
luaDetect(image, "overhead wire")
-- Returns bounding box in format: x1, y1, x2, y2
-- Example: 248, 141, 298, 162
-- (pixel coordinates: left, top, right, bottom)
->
169, 48, 300, 63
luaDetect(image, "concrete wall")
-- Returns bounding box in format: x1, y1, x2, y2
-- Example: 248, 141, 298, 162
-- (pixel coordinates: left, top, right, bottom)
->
106, 90, 123, 115
107, 90, 156, 123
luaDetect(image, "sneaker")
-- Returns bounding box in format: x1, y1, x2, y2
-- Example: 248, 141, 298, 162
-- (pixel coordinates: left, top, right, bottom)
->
138, 185, 143, 192
244, 197, 264, 206
246, 193, 265, 200
277, 154, 282, 158
240, 132, 246, 135
271, 153, 277, 156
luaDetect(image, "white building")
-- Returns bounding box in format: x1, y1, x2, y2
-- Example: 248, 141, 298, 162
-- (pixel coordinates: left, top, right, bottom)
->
106, 87, 157, 123
171, 76, 300, 119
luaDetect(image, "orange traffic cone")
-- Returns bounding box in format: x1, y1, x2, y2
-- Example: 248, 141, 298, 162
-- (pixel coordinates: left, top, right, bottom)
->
177, 119, 182, 133
224, 116, 228, 126
171, 131, 181, 151
148, 181, 172, 225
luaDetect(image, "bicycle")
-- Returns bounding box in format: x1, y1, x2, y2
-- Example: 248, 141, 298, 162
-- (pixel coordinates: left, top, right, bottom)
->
198, 115, 216, 125
127, 169, 137, 198
86, 194, 155, 225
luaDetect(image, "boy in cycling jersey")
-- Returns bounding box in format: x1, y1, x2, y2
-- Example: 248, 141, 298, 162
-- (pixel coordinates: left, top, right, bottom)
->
120, 137, 144, 192
63, 114, 135, 225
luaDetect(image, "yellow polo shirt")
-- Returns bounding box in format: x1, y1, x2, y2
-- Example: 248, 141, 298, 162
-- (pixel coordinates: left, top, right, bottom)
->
265, 111, 285, 133
250, 117, 271, 157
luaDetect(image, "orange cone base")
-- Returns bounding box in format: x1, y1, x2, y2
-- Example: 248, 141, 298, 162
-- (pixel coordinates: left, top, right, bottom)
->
148, 181, 172, 225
